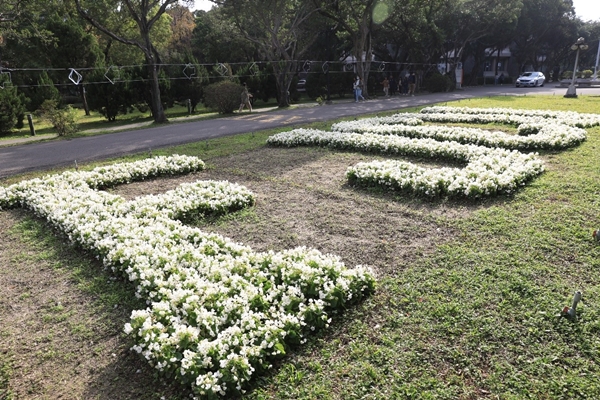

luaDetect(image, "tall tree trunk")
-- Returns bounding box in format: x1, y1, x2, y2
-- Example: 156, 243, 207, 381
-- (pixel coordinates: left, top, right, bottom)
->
74, 0, 174, 125
80, 84, 90, 116
354, 24, 372, 98
275, 72, 288, 108
142, 30, 167, 123
147, 60, 167, 123
271, 59, 295, 108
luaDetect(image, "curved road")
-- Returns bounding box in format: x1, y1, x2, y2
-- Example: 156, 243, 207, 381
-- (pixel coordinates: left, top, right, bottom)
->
1, 84, 598, 178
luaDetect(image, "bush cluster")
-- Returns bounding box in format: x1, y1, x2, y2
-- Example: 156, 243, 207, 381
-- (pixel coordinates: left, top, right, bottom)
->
38, 100, 78, 136
426, 73, 454, 93
0, 86, 27, 135
203, 80, 242, 114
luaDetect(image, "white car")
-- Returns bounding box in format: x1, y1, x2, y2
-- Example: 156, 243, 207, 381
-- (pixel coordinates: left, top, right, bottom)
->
515, 72, 545, 87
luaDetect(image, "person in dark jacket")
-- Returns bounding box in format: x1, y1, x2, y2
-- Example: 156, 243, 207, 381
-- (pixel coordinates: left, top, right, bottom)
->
408, 72, 416, 96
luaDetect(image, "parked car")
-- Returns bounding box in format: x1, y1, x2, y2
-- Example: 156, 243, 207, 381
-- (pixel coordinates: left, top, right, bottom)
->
515, 72, 545, 87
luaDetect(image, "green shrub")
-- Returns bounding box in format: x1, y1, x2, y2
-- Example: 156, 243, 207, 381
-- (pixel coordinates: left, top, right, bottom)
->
582, 70, 593, 78
28, 71, 61, 113
562, 71, 573, 79
128, 65, 172, 115
0, 86, 27, 135
203, 81, 241, 114
166, 57, 208, 113
86, 69, 134, 121
39, 100, 78, 136
426, 73, 454, 93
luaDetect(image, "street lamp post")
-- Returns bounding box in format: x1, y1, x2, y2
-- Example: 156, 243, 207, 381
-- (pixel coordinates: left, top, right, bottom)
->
564, 37, 589, 98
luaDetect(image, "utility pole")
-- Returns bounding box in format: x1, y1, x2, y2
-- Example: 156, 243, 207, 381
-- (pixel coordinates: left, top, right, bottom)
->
593, 39, 600, 81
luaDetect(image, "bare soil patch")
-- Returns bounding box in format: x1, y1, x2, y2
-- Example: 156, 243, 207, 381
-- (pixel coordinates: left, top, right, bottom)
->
0, 145, 478, 398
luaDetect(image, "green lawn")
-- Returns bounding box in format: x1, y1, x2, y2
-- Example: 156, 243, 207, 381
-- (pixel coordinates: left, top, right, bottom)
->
241, 96, 600, 399
2, 95, 599, 399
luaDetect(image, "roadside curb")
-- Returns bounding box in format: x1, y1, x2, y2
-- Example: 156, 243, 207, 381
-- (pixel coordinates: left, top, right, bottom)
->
0, 134, 59, 148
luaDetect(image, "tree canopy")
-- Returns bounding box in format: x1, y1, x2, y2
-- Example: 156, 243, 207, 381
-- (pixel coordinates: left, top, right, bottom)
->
0, 0, 598, 122
73, 0, 194, 122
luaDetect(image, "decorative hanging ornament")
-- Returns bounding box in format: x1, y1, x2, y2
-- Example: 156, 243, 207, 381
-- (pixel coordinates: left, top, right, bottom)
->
249, 62, 259, 76
104, 66, 121, 84
0, 68, 12, 89
69, 68, 83, 85
183, 63, 196, 80
303, 60, 311, 72
216, 63, 229, 76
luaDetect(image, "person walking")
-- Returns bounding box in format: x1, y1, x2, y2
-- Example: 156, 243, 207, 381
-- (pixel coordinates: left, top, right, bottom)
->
389, 76, 397, 96
381, 76, 390, 96
354, 76, 365, 101
401, 75, 409, 95
239, 83, 252, 112
408, 72, 416, 96
357, 78, 366, 101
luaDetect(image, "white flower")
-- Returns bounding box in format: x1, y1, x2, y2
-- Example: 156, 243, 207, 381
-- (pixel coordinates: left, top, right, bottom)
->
267, 106, 599, 198
0, 154, 375, 397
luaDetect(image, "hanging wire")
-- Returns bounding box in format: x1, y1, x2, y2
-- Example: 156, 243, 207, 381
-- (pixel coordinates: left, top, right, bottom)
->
5, 60, 441, 89
4, 60, 439, 73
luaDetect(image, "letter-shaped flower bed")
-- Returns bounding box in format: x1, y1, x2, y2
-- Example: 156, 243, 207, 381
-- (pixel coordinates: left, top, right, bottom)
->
0, 155, 376, 397
267, 107, 600, 198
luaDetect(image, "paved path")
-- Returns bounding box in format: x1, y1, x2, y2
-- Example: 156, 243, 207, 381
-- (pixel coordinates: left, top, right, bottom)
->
1, 85, 599, 178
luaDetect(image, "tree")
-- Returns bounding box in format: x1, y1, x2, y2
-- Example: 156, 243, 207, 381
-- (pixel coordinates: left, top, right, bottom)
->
43, 15, 103, 115
74, 0, 194, 123
380, 0, 450, 67
315, 0, 379, 97
3, 13, 104, 114
166, 53, 208, 112
27, 70, 61, 112
191, 8, 259, 64
166, 4, 195, 59
215, 0, 320, 107
0, 85, 27, 135
0, 0, 51, 34
0, 0, 24, 24
511, 0, 576, 73
85, 68, 135, 121
577, 20, 600, 72
446, 0, 523, 71
38, 99, 78, 135
0, 1, 65, 69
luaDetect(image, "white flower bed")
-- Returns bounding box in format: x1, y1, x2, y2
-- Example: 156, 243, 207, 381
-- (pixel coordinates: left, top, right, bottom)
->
332, 108, 597, 131
0, 154, 206, 210
421, 106, 600, 128
268, 106, 600, 198
332, 106, 597, 150
332, 119, 587, 150
268, 129, 544, 197
0, 155, 376, 397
